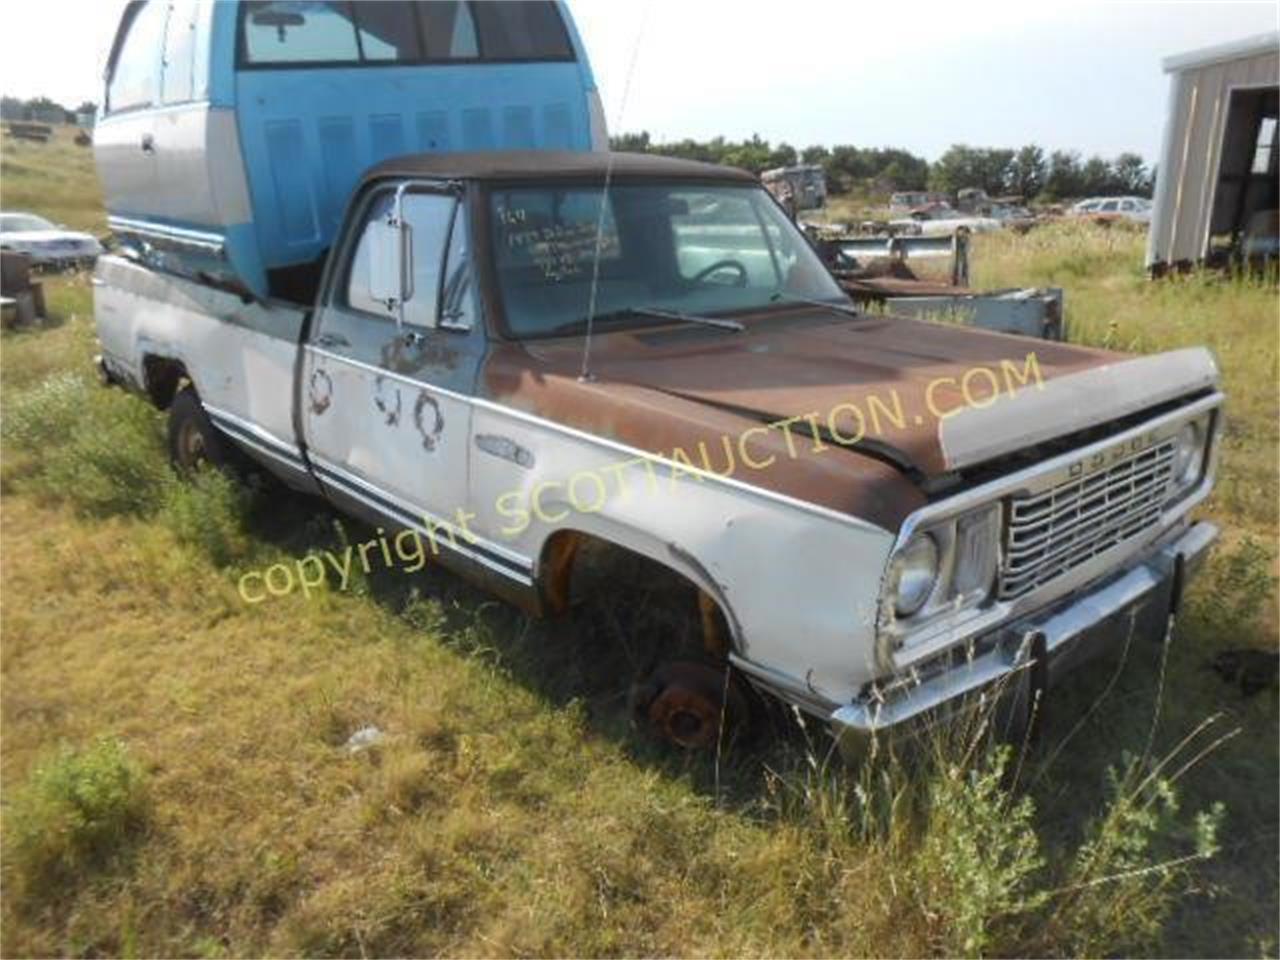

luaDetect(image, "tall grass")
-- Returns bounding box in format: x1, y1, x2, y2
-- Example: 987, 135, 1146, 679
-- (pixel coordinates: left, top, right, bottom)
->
1, 368, 264, 569
0, 126, 106, 235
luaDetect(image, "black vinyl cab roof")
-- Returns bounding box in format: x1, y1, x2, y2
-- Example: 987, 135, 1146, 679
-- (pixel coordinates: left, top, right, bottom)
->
360, 150, 759, 186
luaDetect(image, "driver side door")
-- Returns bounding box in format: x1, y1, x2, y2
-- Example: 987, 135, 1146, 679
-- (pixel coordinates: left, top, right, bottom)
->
301, 183, 482, 560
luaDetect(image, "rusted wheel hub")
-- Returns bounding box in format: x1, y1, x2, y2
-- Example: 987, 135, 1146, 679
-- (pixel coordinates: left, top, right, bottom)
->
176, 418, 208, 472
631, 660, 747, 750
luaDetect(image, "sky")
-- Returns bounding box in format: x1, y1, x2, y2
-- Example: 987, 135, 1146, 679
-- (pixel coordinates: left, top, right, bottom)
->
1, 0, 1276, 163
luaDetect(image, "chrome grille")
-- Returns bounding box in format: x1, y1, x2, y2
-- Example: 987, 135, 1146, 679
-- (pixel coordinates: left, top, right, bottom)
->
998, 440, 1175, 600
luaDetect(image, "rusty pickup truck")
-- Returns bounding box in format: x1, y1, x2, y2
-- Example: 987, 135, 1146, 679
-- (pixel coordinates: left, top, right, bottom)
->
94, 152, 1223, 752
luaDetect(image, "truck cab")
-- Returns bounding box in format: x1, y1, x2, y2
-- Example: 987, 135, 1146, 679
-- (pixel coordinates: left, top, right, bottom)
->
94, 0, 606, 301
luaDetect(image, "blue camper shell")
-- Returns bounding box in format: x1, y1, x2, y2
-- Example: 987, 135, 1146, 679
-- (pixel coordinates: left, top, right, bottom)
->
95, 1, 606, 300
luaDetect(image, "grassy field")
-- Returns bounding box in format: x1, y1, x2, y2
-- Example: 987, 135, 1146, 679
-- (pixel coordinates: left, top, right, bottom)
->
1, 128, 1277, 957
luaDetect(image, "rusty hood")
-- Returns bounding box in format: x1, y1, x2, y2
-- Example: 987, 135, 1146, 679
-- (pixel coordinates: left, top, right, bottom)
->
482, 311, 1219, 526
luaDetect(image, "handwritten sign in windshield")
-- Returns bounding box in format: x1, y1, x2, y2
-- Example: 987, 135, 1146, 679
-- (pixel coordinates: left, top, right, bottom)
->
496, 200, 620, 282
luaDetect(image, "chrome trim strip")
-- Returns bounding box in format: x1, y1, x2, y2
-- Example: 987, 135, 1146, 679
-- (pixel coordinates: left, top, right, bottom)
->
317, 476, 535, 588
306, 451, 533, 574
107, 216, 226, 254
306, 345, 888, 536
729, 653, 840, 718
205, 404, 302, 460
214, 424, 305, 473
882, 392, 1223, 670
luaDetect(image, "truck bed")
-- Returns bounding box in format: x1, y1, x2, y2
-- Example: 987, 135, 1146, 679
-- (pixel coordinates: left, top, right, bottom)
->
94, 255, 311, 486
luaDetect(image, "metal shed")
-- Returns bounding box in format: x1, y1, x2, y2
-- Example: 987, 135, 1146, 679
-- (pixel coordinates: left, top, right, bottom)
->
1147, 32, 1280, 271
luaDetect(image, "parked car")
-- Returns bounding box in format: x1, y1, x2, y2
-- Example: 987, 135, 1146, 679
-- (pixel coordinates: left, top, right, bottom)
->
1069, 196, 1153, 224
0, 212, 102, 268
94, 149, 1224, 754
889, 203, 1004, 236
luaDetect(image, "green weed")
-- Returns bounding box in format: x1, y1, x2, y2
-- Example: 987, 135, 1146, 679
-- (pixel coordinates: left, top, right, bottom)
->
3, 738, 149, 901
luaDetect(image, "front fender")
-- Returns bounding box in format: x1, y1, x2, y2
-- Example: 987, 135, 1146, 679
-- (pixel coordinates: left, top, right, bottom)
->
468, 404, 897, 706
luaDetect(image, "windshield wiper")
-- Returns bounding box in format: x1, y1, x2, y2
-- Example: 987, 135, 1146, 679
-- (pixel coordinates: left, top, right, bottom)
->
552, 305, 744, 335
768, 292, 861, 318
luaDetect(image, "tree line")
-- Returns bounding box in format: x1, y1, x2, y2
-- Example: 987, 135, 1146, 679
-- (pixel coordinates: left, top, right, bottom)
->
610, 132, 1154, 201
1, 96, 98, 124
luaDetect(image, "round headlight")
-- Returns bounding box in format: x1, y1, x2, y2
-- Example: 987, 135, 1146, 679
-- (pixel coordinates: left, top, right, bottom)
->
889, 533, 939, 618
1171, 421, 1203, 489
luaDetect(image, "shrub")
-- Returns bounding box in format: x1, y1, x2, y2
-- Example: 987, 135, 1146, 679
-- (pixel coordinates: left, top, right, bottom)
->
0, 371, 91, 453
1040, 755, 1225, 956
3, 739, 149, 900
3, 372, 171, 517
160, 469, 259, 568
914, 746, 1046, 955
760, 703, 1228, 958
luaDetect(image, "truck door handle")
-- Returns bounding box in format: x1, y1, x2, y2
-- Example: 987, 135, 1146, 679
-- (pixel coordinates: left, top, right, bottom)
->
140, 133, 155, 154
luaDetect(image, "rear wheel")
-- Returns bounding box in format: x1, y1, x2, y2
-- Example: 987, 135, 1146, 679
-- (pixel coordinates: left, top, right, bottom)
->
167, 386, 235, 475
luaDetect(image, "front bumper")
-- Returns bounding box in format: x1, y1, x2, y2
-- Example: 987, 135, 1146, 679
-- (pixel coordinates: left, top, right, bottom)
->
830, 520, 1218, 750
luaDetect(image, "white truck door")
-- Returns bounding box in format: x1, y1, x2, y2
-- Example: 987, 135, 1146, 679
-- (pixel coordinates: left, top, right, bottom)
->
301, 185, 481, 554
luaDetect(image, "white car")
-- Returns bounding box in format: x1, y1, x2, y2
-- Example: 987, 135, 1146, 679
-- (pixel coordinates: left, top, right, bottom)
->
1069, 196, 1152, 224
889, 212, 1004, 236
0, 213, 103, 268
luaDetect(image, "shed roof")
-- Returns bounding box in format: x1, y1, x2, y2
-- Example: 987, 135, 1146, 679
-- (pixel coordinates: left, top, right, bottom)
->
361, 150, 757, 185
1163, 31, 1279, 73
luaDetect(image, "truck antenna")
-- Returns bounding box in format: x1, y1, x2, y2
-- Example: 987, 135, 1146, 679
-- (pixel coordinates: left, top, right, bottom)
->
580, 3, 649, 383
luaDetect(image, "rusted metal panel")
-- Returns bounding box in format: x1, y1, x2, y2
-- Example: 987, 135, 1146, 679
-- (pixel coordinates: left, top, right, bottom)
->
481, 313, 1114, 483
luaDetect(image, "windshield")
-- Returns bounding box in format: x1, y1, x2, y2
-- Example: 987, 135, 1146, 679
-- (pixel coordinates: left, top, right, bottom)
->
0, 214, 55, 233
487, 182, 847, 337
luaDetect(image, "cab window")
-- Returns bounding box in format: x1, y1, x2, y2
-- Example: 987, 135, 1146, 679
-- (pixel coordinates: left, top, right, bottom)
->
242, 1, 359, 64
240, 1, 571, 66
107, 0, 168, 112
352, 2, 421, 62
440, 208, 474, 330
345, 189, 457, 327
472, 2, 571, 60
420, 1, 478, 59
